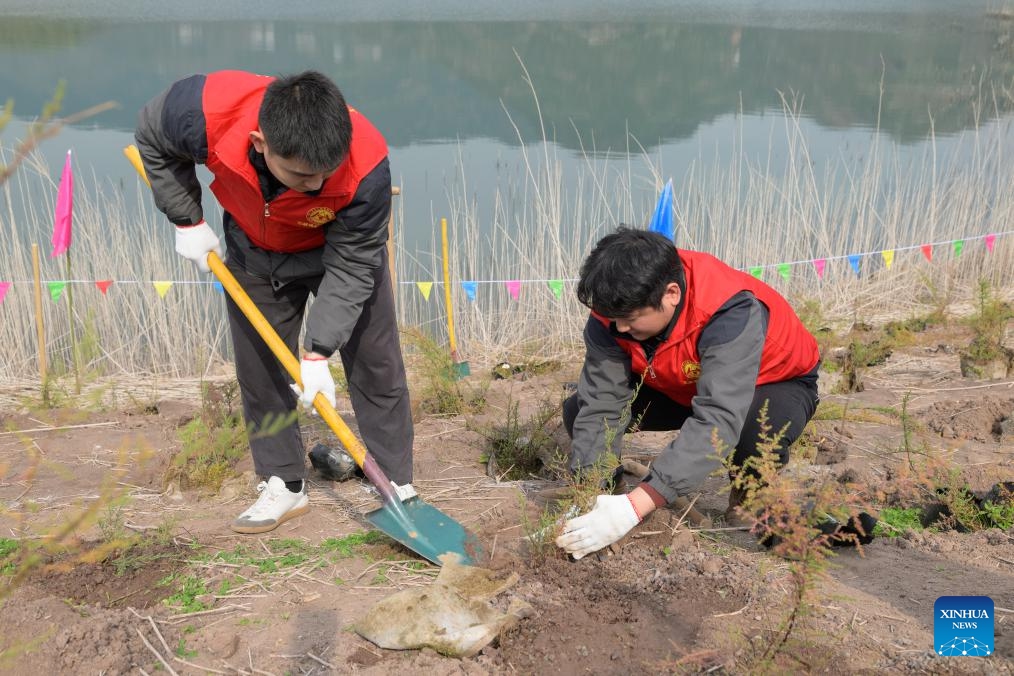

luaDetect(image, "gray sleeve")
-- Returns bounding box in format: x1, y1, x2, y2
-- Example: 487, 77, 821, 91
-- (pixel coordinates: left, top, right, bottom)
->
644, 292, 768, 502
569, 316, 635, 472
303, 158, 392, 356
134, 74, 208, 226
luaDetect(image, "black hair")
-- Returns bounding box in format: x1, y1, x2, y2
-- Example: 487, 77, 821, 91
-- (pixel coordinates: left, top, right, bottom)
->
258, 71, 352, 172
576, 227, 684, 317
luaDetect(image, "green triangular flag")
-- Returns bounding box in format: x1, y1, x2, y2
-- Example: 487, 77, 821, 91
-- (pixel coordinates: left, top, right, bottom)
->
776, 263, 791, 281
953, 240, 964, 257
547, 280, 564, 298
749, 267, 763, 279
47, 280, 67, 302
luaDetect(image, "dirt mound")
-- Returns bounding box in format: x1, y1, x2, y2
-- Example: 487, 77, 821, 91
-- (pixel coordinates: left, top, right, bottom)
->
920, 395, 1014, 442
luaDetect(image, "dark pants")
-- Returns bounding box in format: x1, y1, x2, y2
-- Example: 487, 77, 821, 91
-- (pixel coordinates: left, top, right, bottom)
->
562, 377, 818, 474
225, 251, 413, 485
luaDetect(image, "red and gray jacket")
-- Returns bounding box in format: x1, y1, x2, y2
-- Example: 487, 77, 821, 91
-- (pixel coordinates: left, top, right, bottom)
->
597, 250, 818, 405
202, 71, 388, 252
571, 249, 819, 502
135, 70, 392, 356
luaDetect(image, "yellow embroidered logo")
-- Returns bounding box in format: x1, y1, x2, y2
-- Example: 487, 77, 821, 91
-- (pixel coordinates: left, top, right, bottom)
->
303, 207, 335, 228
681, 360, 701, 381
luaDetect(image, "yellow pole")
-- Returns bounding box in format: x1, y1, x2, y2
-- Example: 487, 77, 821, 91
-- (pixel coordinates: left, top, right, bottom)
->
31, 244, 47, 383
440, 217, 458, 359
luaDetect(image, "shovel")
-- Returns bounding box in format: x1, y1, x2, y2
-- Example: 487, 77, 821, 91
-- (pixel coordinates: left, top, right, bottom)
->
440, 217, 469, 379
124, 145, 482, 565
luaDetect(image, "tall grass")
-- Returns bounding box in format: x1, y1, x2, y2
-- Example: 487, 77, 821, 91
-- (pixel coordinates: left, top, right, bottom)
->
1, 93, 1011, 383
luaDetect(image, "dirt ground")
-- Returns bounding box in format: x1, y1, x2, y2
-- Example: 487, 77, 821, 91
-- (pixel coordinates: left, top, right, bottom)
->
1, 321, 1013, 675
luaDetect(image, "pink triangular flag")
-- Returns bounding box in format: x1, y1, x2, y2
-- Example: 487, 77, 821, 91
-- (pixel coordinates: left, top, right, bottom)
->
505, 280, 521, 300
95, 280, 114, 295
812, 258, 827, 279
985, 233, 996, 253
153, 281, 173, 298
51, 150, 73, 257
0, 282, 10, 303
920, 244, 933, 262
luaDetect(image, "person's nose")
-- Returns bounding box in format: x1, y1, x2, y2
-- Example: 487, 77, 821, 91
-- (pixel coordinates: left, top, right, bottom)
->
305, 174, 326, 191
615, 319, 631, 334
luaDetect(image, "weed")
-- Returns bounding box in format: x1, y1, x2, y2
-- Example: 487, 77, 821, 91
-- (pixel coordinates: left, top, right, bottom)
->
165, 380, 286, 492
320, 531, 388, 558
873, 507, 925, 537
164, 575, 210, 613
982, 500, 1014, 530
725, 404, 875, 671
473, 398, 565, 480
402, 327, 487, 416
174, 638, 197, 658
959, 279, 1014, 378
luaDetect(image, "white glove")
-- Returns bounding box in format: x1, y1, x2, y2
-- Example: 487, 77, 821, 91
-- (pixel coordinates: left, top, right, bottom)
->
293, 356, 337, 410
391, 481, 417, 501
174, 221, 223, 273
555, 494, 642, 560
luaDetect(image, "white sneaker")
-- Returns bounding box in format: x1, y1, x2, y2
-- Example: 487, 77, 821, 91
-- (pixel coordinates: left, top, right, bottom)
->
231, 476, 309, 534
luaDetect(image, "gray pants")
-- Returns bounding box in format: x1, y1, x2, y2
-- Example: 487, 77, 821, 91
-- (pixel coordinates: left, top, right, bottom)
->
224, 250, 413, 485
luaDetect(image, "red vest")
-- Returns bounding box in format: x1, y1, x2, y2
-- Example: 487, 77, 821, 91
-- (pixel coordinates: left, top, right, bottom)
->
596, 250, 819, 406
202, 70, 388, 252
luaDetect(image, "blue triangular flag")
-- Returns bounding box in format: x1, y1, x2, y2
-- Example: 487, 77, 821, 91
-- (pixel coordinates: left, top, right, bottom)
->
847, 254, 861, 276
461, 281, 477, 302
213, 281, 224, 294
648, 179, 674, 240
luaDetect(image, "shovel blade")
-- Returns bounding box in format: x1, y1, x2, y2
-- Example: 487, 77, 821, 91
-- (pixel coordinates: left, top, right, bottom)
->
366, 497, 484, 566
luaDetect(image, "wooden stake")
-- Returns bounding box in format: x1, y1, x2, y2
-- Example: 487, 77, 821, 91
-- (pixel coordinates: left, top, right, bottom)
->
31, 243, 47, 383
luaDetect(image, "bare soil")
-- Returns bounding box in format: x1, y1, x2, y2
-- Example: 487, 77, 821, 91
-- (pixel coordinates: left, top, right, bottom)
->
1, 322, 1013, 675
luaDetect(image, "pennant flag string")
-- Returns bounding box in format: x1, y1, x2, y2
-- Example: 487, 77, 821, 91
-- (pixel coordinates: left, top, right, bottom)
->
1, 229, 1009, 292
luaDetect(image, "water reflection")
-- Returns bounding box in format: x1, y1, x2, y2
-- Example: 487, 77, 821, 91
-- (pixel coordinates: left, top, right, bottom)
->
1, 13, 1010, 149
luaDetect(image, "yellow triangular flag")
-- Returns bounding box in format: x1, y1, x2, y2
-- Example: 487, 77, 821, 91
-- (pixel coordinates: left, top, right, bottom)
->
153, 281, 173, 298
881, 250, 895, 269
416, 281, 433, 301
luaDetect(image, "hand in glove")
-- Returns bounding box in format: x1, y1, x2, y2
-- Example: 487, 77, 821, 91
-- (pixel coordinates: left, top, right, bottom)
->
292, 354, 337, 410
555, 494, 643, 560
174, 221, 223, 273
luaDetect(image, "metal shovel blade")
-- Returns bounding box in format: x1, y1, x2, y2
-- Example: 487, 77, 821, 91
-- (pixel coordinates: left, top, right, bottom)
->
366, 497, 484, 566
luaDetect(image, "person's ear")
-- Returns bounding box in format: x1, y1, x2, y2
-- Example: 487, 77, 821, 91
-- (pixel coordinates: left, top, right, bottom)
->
249, 129, 267, 153
664, 282, 682, 309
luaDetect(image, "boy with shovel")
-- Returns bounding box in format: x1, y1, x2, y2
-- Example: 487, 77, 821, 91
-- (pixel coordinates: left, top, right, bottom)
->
555, 228, 874, 559
136, 70, 413, 533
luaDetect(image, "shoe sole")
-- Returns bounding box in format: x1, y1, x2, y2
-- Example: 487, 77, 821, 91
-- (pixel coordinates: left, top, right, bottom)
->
230, 503, 310, 534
